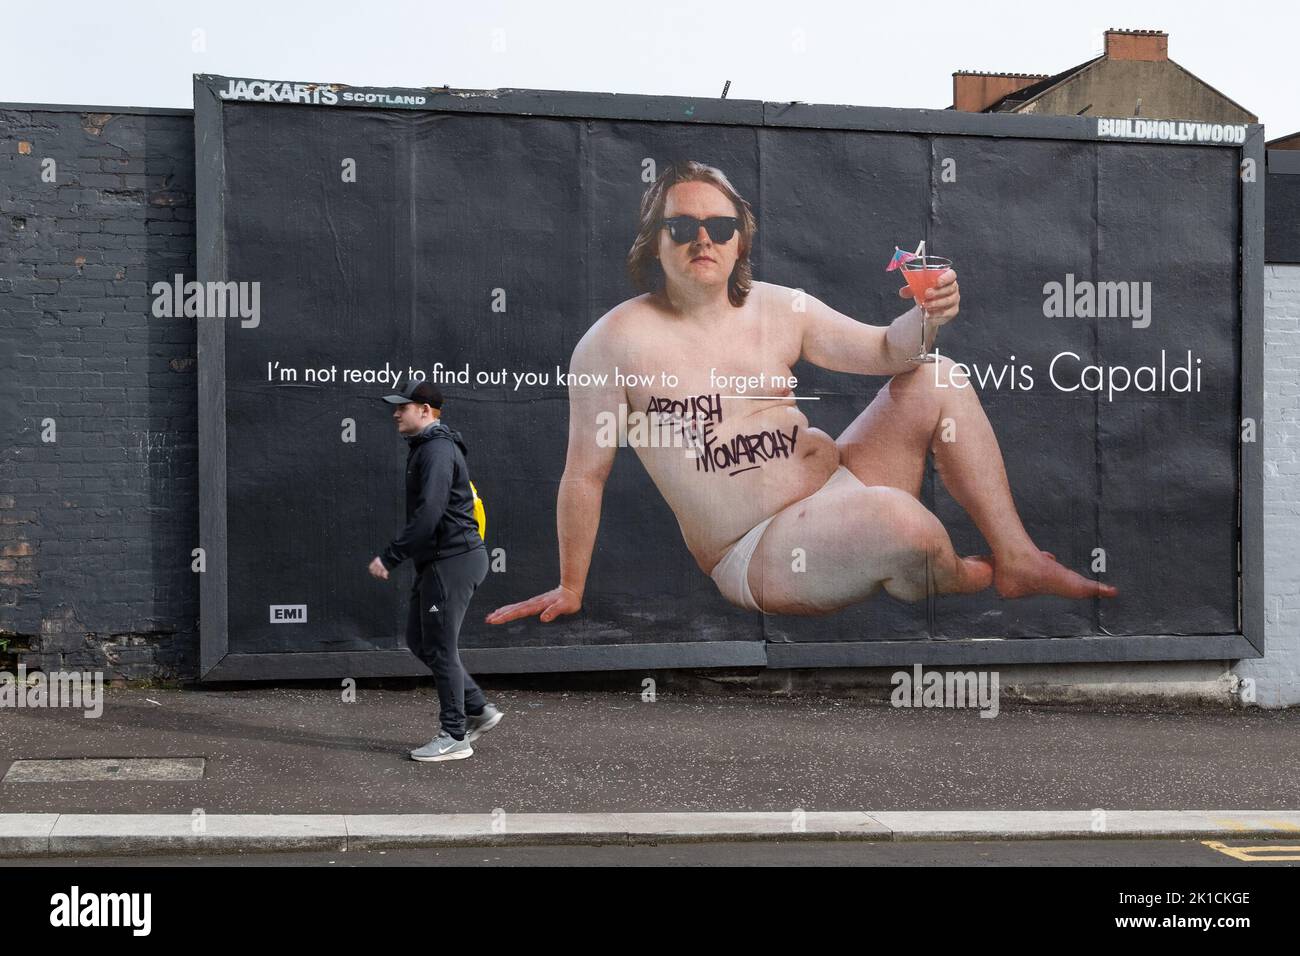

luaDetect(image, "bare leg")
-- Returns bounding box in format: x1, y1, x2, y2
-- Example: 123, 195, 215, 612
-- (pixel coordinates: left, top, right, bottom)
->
746, 470, 994, 615
835, 357, 1116, 600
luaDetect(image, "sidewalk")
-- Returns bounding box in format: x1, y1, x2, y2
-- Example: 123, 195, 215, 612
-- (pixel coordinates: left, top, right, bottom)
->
2, 684, 1298, 855
6, 811, 1300, 857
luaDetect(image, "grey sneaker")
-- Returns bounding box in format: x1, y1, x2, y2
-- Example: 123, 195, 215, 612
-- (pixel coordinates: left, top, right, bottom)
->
465, 703, 504, 742
410, 730, 473, 762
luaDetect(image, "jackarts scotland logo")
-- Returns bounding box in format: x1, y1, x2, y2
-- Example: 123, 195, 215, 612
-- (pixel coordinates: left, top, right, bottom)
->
217, 78, 427, 107
218, 79, 339, 105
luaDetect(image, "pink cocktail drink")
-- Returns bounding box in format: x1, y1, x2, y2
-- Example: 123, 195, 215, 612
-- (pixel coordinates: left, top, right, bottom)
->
902, 265, 945, 312
898, 254, 951, 364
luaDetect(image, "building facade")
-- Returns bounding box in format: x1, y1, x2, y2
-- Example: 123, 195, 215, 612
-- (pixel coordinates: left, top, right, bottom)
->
953, 28, 1256, 123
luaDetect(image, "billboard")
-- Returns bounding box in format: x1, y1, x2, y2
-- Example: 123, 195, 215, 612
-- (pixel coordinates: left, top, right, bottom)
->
193, 75, 1263, 680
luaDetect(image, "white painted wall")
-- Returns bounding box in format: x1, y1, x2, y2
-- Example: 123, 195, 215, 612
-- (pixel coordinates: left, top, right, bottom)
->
1234, 263, 1300, 706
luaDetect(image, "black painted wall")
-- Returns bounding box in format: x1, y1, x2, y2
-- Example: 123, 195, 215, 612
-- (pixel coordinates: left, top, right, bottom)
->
1266, 150, 1300, 264
0, 106, 198, 678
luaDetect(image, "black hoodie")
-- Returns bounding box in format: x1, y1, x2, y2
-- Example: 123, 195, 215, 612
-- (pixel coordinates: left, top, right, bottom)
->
379, 420, 483, 570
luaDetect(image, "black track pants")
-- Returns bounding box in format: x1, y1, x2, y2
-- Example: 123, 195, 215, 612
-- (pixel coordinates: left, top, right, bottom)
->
406, 546, 489, 738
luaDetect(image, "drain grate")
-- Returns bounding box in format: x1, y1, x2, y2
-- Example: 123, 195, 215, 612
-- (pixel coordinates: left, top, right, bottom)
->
3, 758, 206, 783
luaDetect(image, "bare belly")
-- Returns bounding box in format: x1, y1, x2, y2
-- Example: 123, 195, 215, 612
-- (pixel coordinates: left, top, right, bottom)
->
631, 400, 841, 572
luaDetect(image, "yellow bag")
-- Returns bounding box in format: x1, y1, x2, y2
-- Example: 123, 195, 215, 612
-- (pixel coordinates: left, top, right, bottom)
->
470, 481, 486, 540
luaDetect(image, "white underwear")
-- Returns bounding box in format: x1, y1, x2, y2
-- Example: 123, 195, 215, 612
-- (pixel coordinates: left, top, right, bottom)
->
710, 514, 777, 613
708, 465, 861, 613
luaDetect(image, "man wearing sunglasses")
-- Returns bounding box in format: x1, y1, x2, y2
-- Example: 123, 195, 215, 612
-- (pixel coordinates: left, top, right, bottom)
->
486, 160, 1115, 626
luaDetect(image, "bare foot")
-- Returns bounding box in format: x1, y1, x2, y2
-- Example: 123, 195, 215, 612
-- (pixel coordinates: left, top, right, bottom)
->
952, 554, 995, 594
992, 550, 1118, 599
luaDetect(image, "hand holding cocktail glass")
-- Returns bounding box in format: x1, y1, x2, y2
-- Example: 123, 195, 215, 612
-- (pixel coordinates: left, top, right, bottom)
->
887, 241, 959, 364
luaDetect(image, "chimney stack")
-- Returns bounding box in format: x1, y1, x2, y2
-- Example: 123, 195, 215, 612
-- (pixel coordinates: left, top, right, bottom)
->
951, 72, 1049, 112
1104, 28, 1168, 62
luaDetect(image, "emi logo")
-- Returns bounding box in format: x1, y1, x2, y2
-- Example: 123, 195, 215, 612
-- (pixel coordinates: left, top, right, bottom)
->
269, 604, 308, 623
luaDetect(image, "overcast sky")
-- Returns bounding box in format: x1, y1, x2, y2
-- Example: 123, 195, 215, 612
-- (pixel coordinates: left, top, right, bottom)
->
3, 0, 1296, 136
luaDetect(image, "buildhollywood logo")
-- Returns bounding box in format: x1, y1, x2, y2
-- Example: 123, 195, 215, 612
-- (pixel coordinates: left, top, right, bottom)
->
1096, 117, 1247, 144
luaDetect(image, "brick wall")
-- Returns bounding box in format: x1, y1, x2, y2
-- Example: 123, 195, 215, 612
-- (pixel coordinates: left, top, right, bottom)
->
0, 107, 198, 679
1235, 263, 1300, 706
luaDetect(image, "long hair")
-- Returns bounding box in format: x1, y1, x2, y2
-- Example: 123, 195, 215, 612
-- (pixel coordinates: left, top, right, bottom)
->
625, 160, 757, 307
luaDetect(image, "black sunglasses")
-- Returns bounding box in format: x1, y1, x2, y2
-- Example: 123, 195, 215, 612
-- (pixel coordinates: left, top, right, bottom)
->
662, 215, 739, 244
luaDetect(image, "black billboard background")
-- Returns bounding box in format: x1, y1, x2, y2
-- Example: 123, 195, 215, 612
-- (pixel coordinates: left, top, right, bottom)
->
210, 100, 1241, 659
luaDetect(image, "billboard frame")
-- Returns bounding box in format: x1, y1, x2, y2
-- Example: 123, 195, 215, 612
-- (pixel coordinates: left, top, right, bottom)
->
194, 74, 1263, 679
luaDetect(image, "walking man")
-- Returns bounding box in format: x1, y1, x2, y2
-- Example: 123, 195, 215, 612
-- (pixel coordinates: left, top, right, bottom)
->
368, 380, 502, 761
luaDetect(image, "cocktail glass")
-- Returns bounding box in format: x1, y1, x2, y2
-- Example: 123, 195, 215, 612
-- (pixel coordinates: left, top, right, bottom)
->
900, 255, 952, 364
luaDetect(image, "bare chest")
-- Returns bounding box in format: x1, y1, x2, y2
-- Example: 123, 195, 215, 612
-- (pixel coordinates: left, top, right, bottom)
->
620, 310, 801, 419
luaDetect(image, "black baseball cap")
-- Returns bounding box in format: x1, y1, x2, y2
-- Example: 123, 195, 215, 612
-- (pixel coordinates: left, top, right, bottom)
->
381, 380, 444, 409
